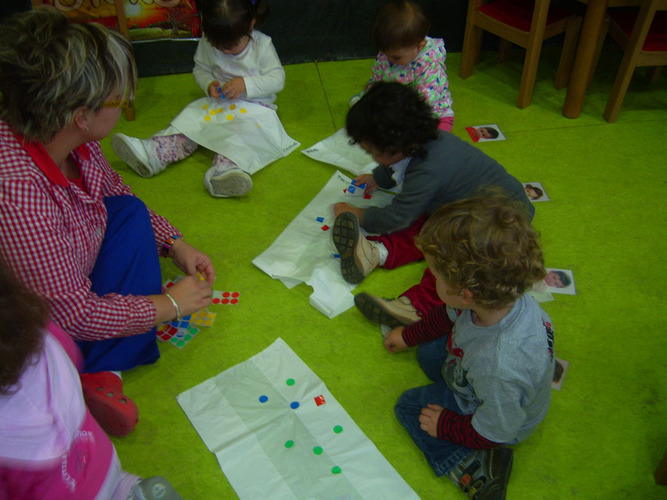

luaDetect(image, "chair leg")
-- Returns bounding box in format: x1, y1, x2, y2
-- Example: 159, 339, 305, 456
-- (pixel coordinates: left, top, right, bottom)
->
460, 25, 484, 78
646, 66, 662, 84
517, 41, 544, 109
498, 39, 512, 62
655, 452, 667, 485
555, 15, 582, 89
588, 15, 611, 88
603, 52, 638, 123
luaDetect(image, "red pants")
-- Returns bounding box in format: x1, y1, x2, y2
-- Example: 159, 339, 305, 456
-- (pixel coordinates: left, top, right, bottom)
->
369, 216, 444, 317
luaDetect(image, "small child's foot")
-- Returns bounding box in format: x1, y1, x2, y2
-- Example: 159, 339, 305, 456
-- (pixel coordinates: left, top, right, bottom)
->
354, 293, 420, 327
204, 163, 252, 198
332, 212, 379, 284
448, 447, 513, 500
111, 133, 165, 178
80, 371, 138, 437
130, 476, 183, 500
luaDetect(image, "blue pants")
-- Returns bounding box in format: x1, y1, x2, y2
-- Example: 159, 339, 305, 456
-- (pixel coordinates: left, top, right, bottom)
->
76, 196, 161, 373
394, 336, 472, 476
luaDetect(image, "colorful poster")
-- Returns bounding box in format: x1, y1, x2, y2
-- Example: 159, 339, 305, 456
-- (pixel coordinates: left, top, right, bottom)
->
43, 0, 201, 40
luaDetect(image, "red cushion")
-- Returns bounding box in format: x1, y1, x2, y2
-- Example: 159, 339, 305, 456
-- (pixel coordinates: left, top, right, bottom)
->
478, 0, 573, 32
609, 9, 667, 52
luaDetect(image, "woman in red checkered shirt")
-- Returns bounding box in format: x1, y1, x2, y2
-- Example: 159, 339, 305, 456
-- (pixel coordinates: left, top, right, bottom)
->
0, 9, 215, 437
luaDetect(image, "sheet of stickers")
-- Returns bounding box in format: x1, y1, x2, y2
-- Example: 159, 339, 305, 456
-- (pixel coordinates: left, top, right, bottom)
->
157, 276, 240, 348
177, 337, 419, 500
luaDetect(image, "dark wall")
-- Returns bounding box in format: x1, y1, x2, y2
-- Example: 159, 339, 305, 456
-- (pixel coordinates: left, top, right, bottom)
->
135, 0, 470, 77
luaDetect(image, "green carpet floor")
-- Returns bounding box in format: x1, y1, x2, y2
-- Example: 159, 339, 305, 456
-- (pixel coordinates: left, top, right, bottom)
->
103, 46, 666, 499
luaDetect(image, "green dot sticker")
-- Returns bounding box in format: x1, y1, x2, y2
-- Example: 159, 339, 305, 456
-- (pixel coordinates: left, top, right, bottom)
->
331, 466, 342, 474
286, 378, 295, 386
313, 446, 323, 455
333, 425, 343, 434
284, 440, 294, 448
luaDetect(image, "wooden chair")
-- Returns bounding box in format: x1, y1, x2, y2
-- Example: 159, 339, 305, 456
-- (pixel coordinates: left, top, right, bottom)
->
32, 0, 135, 120
460, 0, 582, 108
603, 0, 667, 122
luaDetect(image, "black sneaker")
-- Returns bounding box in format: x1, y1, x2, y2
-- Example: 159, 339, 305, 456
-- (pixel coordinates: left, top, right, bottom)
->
468, 448, 514, 500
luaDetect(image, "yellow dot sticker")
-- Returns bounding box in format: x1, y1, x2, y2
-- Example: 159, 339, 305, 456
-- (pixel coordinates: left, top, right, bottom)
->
202, 104, 209, 110
227, 114, 234, 121
230, 104, 236, 110
240, 108, 247, 114
217, 108, 223, 113
209, 109, 216, 115
205, 115, 211, 121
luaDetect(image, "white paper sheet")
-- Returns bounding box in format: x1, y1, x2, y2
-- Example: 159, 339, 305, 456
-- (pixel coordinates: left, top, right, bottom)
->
252, 171, 393, 318
177, 338, 419, 500
301, 128, 376, 177
170, 97, 300, 175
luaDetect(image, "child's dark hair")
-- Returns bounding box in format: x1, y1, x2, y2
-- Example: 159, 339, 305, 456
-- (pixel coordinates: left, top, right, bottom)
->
371, 0, 430, 51
0, 257, 49, 394
481, 126, 500, 139
200, 0, 268, 49
346, 82, 439, 158
416, 191, 547, 309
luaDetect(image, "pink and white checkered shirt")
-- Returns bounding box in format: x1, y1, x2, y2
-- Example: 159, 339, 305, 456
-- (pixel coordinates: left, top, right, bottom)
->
0, 120, 180, 341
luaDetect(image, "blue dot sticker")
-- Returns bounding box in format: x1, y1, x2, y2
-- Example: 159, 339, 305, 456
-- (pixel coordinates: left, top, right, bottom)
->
259, 395, 268, 403
290, 401, 300, 409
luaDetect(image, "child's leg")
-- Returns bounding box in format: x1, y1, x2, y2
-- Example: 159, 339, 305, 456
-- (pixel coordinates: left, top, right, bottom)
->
399, 268, 445, 317
394, 381, 471, 477
112, 126, 197, 178
368, 215, 428, 269
203, 154, 252, 198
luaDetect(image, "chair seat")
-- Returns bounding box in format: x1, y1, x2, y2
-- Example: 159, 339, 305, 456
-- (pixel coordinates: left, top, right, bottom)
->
478, 0, 573, 32
609, 9, 667, 51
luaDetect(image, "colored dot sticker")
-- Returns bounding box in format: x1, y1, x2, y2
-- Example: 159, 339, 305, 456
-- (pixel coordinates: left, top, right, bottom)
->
217, 107, 222, 113
259, 395, 268, 403
240, 108, 247, 114
202, 104, 209, 110
286, 378, 295, 386
226, 114, 234, 120
333, 425, 343, 434
313, 446, 323, 455
290, 401, 299, 409
205, 115, 211, 121
331, 466, 342, 474
284, 440, 294, 448
209, 109, 216, 115
230, 104, 236, 110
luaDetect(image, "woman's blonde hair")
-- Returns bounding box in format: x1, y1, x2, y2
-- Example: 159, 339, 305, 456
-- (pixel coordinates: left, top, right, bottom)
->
0, 8, 136, 142
416, 192, 546, 309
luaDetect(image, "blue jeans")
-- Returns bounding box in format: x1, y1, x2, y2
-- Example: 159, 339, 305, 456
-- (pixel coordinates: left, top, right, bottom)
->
394, 336, 472, 476
76, 195, 161, 373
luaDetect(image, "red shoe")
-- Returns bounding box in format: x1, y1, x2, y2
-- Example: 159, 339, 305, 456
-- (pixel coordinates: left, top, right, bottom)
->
80, 372, 138, 437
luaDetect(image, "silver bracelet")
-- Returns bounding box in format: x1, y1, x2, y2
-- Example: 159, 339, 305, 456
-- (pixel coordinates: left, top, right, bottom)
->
164, 292, 181, 321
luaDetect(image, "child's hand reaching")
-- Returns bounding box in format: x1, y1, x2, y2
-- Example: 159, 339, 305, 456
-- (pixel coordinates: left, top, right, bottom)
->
219, 77, 246, 100
354, 174, 378, 194
419, 404, 445, 438
383, 326, 408, 352
208, 81, 224, 98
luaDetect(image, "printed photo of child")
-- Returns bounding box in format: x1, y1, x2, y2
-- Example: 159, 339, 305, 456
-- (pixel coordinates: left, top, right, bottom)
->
465, 124, 505, 142
545, 268, 576, 295
523, 182, 549, 202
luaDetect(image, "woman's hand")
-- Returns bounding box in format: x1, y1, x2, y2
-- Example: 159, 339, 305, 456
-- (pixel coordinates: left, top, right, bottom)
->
152, 275, 212, 324
169, 239, 215, 285
383, 326, 409, 352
